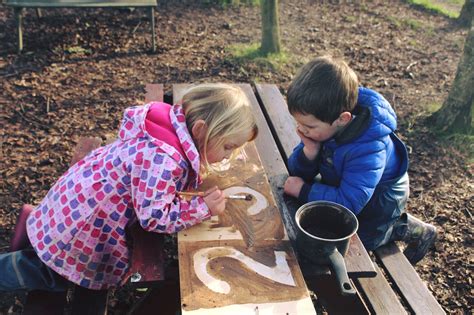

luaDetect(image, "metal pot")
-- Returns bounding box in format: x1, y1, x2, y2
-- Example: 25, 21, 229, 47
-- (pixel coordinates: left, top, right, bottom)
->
295, 201, 359, 296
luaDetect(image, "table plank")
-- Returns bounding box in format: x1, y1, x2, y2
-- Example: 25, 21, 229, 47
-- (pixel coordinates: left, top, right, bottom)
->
175, 84, 316, 315
254, 84, 297, 163
254, 83, 376, 278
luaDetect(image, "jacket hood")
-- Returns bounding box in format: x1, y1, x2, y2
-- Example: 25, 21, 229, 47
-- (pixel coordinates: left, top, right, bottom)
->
118, 103, 201, 181
336, 87, 397, 144
357, 87, 397, 139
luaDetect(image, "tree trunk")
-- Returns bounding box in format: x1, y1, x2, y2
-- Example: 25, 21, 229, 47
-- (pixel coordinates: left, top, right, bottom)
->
428, 24, 473, 134
458, 0, 473, 27
260, 0, 281, 55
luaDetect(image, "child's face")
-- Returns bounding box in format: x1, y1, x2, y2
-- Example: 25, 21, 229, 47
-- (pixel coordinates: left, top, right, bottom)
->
293, 112, 340, 142
206, 131, 252, 164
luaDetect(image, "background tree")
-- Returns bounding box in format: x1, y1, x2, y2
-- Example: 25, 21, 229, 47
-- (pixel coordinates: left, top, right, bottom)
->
260, 0, 281, 55
428, 21, 473, 134
458, 0, 473, 27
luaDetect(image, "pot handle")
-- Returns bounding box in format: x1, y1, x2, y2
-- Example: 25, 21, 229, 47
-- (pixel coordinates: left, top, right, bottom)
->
328, 249, 357, 296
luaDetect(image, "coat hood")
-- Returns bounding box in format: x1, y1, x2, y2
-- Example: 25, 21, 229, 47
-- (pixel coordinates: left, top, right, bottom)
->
118, 103, 201, 180
335, 87, 397, 144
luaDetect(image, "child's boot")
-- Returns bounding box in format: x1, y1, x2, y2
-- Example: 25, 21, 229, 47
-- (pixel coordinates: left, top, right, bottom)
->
399, 214, 437, 265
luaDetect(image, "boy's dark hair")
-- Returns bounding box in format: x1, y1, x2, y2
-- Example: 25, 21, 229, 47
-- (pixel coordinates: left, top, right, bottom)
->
287, 56, 359, 123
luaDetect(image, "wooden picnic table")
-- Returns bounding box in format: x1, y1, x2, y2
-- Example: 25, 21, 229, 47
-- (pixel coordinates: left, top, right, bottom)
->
12, 83, 443, 314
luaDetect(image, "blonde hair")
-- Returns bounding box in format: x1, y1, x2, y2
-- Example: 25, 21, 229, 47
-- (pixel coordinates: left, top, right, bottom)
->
181, 83, 258, 170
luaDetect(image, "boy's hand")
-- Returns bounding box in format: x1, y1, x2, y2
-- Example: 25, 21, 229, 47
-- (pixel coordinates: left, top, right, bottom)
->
296, 128, 321, 160
284, 176, 304, 198
203, 186, 226, 216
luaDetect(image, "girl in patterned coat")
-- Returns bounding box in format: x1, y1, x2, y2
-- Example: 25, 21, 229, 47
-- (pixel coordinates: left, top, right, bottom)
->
0, 83, 258, 291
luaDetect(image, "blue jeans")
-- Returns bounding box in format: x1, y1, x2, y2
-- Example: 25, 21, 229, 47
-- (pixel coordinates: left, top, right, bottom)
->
0, 248, 68, 292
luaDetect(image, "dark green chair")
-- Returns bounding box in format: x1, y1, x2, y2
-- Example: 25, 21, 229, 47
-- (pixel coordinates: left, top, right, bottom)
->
5, 0, 157, 53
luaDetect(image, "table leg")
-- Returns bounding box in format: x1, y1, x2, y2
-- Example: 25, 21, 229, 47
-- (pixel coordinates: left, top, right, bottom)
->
149, 7, 156, 53
15, 8, 23, 54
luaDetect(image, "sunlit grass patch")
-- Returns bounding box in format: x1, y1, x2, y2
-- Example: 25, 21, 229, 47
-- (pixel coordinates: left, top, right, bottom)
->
226, 42, 292, 71
387, 15, 433, 32
406, 0, 463, 18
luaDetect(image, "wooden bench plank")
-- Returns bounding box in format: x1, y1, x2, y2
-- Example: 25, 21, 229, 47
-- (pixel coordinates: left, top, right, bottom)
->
355, 264, 408, 315
375, 243, 445, 315
124, 83, 166, 287
174, 84, 316, 315
254, 83, 376, 278
306, 275, 370, 315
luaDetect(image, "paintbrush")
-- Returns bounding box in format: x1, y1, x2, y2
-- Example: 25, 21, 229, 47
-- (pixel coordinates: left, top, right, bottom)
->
178, 191, 253, 201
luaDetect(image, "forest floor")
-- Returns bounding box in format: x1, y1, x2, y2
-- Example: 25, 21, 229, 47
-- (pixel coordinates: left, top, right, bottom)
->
0, 1, 472, 314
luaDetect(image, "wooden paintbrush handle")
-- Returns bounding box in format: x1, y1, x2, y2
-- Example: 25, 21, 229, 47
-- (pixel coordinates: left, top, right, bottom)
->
178, 191, 252, 201
178, 191, 206, 197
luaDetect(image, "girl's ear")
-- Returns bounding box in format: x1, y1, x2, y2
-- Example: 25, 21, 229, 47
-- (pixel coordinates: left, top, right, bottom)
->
191, 120, 208, 143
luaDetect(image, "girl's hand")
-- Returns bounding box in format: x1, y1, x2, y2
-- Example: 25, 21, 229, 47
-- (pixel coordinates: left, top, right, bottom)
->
296, 128, 321, 161
284, 176, 305, 198
203, 186, 226, 216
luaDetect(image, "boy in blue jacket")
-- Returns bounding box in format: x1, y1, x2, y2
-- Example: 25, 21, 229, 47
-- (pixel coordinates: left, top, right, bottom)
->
284, 56, 436, 264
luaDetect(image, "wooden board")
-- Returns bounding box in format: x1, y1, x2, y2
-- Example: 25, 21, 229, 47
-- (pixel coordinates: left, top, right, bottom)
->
144, 83, 164, 103
375, 243, 445, 315
175, 84, 316, 315
254, 84, 298, 163
254, 83, 376, 278
355, 264, 408, 315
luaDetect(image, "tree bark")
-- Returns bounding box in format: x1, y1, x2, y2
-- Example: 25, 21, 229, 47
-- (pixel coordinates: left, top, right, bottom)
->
429, 24, 473, 134
260, 0, 281, 55
458, 0, 473, 27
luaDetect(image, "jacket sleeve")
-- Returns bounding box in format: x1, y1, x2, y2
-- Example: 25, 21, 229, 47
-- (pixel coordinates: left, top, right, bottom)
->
299, 143, 386, 215
130, 152, 211, 234
287, 142, 320, 182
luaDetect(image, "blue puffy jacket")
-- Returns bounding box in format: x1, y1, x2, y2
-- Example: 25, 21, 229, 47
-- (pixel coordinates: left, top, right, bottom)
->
288, 87, 409, 250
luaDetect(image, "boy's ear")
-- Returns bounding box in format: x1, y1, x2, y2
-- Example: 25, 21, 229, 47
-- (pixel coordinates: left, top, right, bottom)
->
191, 120, 208, 143
337, 112, 352, 126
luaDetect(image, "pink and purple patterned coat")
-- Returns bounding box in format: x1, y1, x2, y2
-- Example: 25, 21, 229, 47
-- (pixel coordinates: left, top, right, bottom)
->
26, 102, 211, 290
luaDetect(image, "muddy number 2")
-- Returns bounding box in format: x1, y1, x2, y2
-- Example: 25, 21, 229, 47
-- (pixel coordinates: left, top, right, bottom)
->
193, 187, 296, 294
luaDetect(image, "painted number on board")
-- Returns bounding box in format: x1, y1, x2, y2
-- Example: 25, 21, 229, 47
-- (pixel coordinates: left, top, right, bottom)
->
193, 247, 296, 294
